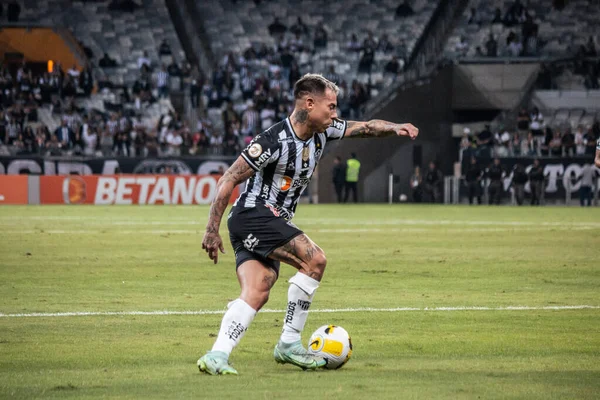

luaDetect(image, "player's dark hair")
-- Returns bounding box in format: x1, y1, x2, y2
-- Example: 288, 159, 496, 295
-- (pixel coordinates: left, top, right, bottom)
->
293, 73, 339, 100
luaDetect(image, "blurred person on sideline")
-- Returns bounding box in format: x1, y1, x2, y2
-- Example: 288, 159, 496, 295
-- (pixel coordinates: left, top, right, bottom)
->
332, 156, 346, 203
344, 153, 360, 203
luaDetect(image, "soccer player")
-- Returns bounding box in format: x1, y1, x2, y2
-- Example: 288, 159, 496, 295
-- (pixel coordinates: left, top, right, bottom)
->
197, 73, 418, 375
595, 137, 600, 168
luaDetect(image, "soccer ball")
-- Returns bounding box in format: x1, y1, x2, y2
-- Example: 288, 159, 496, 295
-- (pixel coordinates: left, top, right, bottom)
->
307, 325, 353, 369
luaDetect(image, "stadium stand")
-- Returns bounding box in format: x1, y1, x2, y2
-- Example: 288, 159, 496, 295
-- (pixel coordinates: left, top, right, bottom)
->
0, 0, 199, 157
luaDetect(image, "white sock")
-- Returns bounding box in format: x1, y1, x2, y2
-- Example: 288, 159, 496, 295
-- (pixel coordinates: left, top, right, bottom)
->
211, 299, 257, 356
280, 272, 320, 344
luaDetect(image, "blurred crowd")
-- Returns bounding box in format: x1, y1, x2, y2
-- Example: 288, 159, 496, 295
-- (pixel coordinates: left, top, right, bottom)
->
458, 107, 600, 163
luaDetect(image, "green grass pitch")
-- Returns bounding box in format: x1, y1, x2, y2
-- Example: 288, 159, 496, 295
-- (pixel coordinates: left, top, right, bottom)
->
0, 204, 599, 399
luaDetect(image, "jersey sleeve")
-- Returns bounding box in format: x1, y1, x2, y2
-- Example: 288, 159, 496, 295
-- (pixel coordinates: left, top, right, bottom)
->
240, 131, 281, 171
324, 118, 347, 142
596, 138, 600, 150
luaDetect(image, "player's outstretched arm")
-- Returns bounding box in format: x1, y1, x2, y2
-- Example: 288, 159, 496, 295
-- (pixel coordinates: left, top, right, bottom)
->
202, 156, 255, 264
595, 146, 600, 168
344, 120, 419, 140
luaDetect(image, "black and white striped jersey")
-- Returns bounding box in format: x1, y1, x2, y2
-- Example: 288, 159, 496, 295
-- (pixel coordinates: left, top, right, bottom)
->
235, 117, 347, 220
596, 138, 600, 150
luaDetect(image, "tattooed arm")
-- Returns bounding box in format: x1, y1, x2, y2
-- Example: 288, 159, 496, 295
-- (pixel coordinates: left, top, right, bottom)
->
202, 156, 255, 264
344, 120, 419, 140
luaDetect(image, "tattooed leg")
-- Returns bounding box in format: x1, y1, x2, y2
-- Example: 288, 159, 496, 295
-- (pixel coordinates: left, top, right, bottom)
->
270, 234, 326, 281
237, 260, 278, 310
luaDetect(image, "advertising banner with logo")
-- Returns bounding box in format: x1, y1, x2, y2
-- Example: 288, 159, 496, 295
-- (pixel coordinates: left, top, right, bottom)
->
0, 175, 28, 204
0, 156, 235, 176
39, 175, 238, 205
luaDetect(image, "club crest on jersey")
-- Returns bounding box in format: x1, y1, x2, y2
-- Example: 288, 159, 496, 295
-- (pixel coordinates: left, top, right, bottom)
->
330, 119, 344, 131
248, 143, 262, 158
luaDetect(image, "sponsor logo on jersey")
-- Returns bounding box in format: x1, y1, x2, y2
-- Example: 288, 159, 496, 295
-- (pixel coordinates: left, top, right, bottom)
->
280, 176, 310, 192
248, 143, 263, 158
254, 148, 272, 167
280, 176, 293, 191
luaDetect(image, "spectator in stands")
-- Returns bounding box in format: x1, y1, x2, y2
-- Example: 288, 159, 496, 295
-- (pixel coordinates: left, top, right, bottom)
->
347, 34, 362, 53
358, 46, 375, 74
468, 8, 481, 26
512, 163, 528, 205
54, 120, 73, 149
485, 33, 498, 57
290, 17, 309, 37
465, 156, 482, 205
494, 130, 511, 157
548, 130, 562, 156
487, 158, 504, 205
395, 1, 415, 18
268, 17, 287, 38
584, 64, 599, 90
423, 161, 442, 203
67, 65, 80, 80
396, 39, 408, 65
503, 0, 526, 27
455, 36, 469, 58
99, 53, 118, 67
521, 14, 538, 56
516, 107, 530, 132
492, 8, 502, 24
324, 66, 341, 85
561, 128, 575, 156
506, 32, 523, 57
138, 51, 151, 71
156, 64, 169, 99
313, 26, 328, 50
348, 80, 367, 119
584, 36, 597, 57
510, 132, 522, 156
159, 39, 172, 56
529, 158, 545, 205
384, 56, 401, 76
82, 119, 98, 156
575, 126, 586, 156
377, 34, 394, 54
79, 66, 94, 96
410, 166, 423, 203
165, 129, 182, 156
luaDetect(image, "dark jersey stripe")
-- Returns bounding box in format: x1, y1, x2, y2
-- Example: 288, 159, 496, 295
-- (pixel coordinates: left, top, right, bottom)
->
275, 125, 296, 205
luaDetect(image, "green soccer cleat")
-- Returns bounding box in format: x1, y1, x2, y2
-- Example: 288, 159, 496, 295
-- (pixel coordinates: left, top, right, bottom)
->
273, 340, 326, 370
197, 351, 238, 376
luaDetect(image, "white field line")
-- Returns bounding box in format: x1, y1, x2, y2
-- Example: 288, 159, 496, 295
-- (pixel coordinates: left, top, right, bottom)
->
1, 305, 598, 318
1, 216, 600, 228
0, 226, 597, 235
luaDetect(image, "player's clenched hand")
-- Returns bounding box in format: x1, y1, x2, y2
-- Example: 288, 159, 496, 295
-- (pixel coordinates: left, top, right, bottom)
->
397, 123, 419, 140
202, 231, 225, 264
